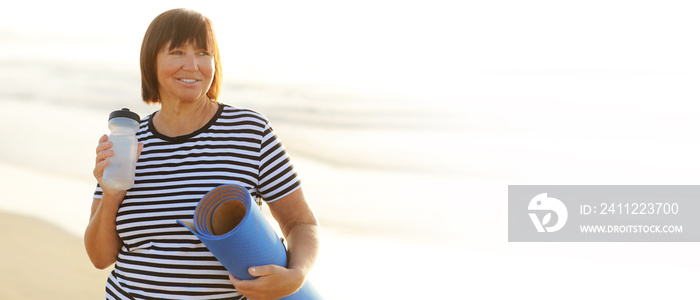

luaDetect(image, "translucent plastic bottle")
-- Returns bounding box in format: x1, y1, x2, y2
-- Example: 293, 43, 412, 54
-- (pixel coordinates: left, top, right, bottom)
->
102, 108, 140, 190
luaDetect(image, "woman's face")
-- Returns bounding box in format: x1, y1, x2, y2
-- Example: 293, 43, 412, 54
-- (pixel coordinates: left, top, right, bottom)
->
156, 41, 215, 103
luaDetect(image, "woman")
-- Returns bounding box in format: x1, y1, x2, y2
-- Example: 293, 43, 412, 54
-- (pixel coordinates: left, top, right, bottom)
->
85, 8, 320, 300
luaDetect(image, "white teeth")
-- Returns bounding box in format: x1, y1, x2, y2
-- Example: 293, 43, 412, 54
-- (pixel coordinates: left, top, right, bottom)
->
180, 79, 197, 83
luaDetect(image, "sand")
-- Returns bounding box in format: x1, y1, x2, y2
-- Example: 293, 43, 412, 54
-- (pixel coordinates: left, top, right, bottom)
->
0, 212, 111, 299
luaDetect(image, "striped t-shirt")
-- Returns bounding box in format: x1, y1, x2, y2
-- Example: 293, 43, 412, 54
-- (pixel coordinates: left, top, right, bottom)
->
94, 104, 300, 299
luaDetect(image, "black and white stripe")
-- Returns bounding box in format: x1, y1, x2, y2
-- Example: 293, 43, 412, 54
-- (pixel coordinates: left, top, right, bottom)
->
95, 104, 300, 299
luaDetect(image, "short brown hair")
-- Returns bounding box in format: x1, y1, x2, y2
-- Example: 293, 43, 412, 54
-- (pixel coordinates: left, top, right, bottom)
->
140, 8, 223, 103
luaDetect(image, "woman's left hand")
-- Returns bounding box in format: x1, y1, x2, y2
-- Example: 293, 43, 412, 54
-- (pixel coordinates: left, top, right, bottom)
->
229, 265, 304, 300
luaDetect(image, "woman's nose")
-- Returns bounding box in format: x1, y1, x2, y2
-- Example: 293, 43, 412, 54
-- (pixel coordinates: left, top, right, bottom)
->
182, 53, 198, 71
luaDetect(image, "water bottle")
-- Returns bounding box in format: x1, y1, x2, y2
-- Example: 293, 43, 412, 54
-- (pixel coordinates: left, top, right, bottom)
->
102, 108, 140, 190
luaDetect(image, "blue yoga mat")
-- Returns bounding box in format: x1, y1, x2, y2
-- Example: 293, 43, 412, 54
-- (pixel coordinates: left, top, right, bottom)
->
177, 184, 322, 299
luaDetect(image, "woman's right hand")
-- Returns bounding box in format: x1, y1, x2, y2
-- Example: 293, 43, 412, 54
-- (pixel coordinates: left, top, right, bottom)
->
94, 134, 122, 198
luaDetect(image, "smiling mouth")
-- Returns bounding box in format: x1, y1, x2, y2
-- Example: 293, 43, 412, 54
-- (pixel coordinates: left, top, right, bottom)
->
179, 79, 198, 83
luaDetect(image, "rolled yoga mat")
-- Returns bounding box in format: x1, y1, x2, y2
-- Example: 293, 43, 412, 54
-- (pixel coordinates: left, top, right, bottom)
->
177, 184, 322, 299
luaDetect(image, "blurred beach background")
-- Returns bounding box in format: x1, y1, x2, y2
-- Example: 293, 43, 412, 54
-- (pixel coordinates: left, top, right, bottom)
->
1, 0, 700, 299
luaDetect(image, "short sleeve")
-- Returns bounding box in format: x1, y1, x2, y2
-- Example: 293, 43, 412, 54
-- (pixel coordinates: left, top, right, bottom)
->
94, 184, 103, 199
257, 121, 300, 202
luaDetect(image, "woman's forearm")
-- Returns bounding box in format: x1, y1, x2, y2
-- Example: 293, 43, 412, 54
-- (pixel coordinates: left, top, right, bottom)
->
285, 223, 321, 278
84, 196, 123, 269
269, 188, 321, 279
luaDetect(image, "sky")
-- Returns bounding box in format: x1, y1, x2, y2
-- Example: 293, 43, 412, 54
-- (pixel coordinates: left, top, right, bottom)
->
1, 0, 699, 121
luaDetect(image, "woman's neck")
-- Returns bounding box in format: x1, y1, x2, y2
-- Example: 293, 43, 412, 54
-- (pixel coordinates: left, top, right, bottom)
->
153, 97, 218, 137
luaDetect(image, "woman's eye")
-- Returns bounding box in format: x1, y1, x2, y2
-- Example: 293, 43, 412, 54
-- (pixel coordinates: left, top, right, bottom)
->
170, 50, 184, 55
198, 51, 210, 56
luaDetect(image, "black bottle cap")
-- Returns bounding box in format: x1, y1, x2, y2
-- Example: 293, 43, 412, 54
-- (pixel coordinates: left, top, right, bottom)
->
109, 108, 140, 122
